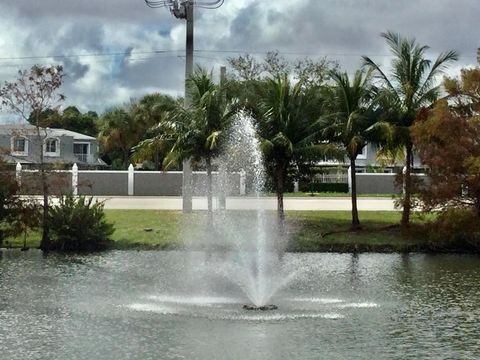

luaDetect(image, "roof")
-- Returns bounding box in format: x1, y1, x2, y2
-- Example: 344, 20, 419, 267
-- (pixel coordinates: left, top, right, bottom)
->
0, 124, 96, 140
1, 152, 108, 166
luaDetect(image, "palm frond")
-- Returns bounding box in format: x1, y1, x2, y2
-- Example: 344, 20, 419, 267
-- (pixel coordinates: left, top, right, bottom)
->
362, 56, 396, 91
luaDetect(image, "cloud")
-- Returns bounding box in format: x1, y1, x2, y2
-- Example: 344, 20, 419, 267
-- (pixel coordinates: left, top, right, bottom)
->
0, 0, 477, 115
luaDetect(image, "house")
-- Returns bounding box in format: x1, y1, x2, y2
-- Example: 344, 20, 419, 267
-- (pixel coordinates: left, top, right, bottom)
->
0, 124, 106, 168
318, 143, 423, 173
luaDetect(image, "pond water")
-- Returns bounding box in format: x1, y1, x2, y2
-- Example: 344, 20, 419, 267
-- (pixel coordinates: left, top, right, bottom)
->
0, 250, 479, 360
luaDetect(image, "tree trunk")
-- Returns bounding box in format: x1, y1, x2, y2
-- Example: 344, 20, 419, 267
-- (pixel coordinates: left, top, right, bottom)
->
155, 152, 160, 170
206, 157, 213, 214
275, 161, 285, 225
206, 156, 213, 228
350, 157, 360, 229
41, 169, 49, 250
123, 148, 129, 169
475, 190, 480, 219
401, 143, 413, 228
38, 129, 50, 252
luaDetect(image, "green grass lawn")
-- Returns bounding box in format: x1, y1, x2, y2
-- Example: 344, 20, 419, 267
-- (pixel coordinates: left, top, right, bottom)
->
268, 192, 395, 198
2, 209, 431, 252
287, 211, 430, 252
105, 210, 182, 249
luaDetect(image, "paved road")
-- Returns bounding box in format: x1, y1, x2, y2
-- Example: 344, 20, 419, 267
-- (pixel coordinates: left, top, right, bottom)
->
92, 196, 397, 211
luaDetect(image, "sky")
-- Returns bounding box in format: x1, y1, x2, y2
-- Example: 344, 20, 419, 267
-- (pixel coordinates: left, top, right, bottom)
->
0, 0, 478, 117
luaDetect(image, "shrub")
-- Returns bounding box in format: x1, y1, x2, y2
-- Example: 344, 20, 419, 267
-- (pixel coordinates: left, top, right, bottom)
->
299, 182, 349, 193
0, 163, 24, 243
427, 207, 480, 251
47, 195, 114, 251
10, 199, 41, 249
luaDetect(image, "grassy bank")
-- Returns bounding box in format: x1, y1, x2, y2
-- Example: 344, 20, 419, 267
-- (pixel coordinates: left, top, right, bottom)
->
287, 211, 429, 252
269, 192, 394, 198
2, 210, 431, 253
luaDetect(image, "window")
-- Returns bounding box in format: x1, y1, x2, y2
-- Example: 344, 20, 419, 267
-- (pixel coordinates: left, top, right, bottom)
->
44, 138, 60, 156
74, 143, 90, 162
11, 136, 28, 156
73, 143, 89, 155
46, 139, 57, 153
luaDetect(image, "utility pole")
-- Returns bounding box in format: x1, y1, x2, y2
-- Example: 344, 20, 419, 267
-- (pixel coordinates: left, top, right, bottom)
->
218, 65, 227, 210
182, 1, 194, 212
144, 0, 224, 213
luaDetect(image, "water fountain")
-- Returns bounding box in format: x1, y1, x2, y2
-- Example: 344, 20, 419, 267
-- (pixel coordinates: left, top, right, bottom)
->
124, 114, 376, 322
183, 112, 294, 310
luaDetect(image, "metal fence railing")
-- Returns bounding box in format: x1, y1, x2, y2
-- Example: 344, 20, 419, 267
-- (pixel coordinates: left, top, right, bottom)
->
313, 173, 348, 184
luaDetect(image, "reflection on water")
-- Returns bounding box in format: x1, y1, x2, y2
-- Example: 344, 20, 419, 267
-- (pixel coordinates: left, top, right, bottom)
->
1, 250, 480, 359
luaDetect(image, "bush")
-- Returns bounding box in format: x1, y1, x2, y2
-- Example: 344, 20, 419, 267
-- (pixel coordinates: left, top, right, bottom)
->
299, 182, 349, 193
47, 195, 114, 251
427, 207, 480, 251
0, 165, 23, 243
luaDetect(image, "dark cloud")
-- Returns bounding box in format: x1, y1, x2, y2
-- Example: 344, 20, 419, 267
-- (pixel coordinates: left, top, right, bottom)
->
119, 56, 185, 91
223, 3, 263, 49
54, 23, 105, 52
4, 0, 170, 23
1, 0, 477, 114
61, 58, 90, 81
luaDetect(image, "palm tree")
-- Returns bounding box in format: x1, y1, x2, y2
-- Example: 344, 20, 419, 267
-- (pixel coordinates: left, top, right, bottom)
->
363, 31, 458, 227
255, 74, 331, 222
132, 94, 177, 131
100, 95, 177, 170
161, 69, 237, 215
98, 108, 139, 169
321, 68, 385, 229
130, 94, 177, 169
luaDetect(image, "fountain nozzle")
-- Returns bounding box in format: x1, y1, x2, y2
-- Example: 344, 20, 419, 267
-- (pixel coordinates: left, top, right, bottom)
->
243, 304, 278, 311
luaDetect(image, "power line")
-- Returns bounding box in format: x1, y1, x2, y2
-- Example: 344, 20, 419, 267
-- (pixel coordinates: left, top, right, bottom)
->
0, 48, 476, 65
0, 54, 183, 69
196, 49, 478, 61
0, 50, 181, 61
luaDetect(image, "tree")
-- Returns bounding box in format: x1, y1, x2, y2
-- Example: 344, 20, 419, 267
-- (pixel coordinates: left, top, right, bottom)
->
412, 68, 480, 215
130, 93, 177, 169
27, 106, 98, 136
227, 53, 263, 81
131, 94, 177, 131
98, 107, 139, 169
0, 159, 22, 243
226, 54, 340, 221
161, 69, 237, 216
226, 52, 337, 114
99, 94, 177, 169
321, 68, 384, 229
412, 101, 480, 213
363, 31, 458, 227
62, 106, 98, 136
0, 65, 65, 250
255, 74, 328, 221
133, 70, 235, 215
443, 67, 480, 117
227, 51, 337, 83
27, 108, 62, 128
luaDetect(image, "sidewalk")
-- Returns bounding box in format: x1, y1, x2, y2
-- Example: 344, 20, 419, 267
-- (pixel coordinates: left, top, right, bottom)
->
91, 196, 397, 211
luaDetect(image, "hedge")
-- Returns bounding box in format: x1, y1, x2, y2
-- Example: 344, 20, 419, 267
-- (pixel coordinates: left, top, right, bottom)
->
299, 182, 349, 193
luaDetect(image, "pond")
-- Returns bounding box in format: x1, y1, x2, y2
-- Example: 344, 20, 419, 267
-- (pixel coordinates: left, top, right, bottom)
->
0, 250, 479, 359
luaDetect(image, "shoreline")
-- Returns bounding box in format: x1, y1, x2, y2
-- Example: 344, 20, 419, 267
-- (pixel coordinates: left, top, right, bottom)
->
2, 209, 478, 255
2, 242, 477, 255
